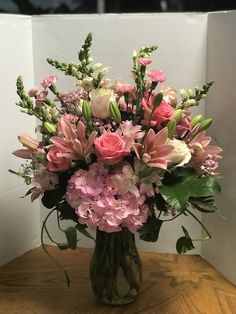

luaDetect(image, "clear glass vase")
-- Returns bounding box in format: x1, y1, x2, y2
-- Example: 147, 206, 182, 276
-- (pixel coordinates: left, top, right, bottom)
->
90, 228, 142, 305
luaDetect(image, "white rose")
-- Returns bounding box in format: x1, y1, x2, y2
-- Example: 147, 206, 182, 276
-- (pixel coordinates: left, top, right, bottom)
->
168, 139, 191, 167
89, 88, 115, 119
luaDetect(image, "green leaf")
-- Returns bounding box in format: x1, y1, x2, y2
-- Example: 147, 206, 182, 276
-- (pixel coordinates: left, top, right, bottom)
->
152, 92, 163, 109
64, 226, 77, 250
160, 183, 189, 211
189, 197, 218, 213
42, 188, 64, 209
139, 215, 163, 242
75, 223, 95, 241
189, 176, 221, 197
176, 226, 195, 253
57, 201, 78, 222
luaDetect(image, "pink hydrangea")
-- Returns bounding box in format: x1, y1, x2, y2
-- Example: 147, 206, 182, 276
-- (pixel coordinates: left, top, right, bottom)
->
66, 163, 150, 233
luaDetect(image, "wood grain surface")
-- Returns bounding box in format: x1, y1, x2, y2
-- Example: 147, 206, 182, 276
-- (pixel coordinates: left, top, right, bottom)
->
0, 246, 235, 314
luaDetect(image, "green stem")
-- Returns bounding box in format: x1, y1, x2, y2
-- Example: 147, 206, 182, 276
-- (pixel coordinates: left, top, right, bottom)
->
41, 208, 70, 287
162, 212, 183, 222
186, 208, 212, 239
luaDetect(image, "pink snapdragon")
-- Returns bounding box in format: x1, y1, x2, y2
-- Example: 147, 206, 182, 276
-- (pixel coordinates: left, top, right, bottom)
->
137, 57, 152, 66
41, 75, 57, 89
95, 132, 130, 165
148, 69, 166, 83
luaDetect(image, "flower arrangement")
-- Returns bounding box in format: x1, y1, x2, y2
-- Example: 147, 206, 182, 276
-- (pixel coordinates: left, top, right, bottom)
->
10, 33, 223, 299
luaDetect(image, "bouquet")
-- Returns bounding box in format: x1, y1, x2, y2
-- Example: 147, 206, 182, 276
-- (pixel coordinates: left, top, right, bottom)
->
10, 33, 223, 304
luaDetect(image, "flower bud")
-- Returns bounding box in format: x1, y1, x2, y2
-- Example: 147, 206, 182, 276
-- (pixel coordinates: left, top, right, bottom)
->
174, 109, 182, 122
82, 76, 94, 90
167, 119, 177, 139
187, 89, 194, 97
199, 118, 212, 131
179, 89, 188, 101
152, 92, 163, 110
92, 63, 102, 71
18, 134, 39, 150
184, 99, 197, 107
191, 114, 202, 128
43, 122, 57, 135
82, 100, 92, 121
110, 101, 121, 124
99, 67, 111, 77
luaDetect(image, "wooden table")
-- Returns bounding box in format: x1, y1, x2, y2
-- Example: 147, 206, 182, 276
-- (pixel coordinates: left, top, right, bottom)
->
0, 247, 235, 313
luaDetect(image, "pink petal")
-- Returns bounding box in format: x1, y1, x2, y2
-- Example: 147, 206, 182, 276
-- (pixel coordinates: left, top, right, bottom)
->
13, 149, 32, 159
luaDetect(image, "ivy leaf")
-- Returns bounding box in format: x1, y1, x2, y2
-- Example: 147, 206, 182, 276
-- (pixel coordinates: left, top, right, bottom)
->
57, 201, 78, 222
176, 226, 195, 253
160, 183, 189, 211
75, 223, 95, 241
42, 188, 64, 209
139, 215, 163, 242
189, 197, 218, 213
64, 226, 77, 250
189, 176, 221, 197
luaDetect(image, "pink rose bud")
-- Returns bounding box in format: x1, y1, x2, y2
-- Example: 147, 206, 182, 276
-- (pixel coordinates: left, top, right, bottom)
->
148, 69, 166, 83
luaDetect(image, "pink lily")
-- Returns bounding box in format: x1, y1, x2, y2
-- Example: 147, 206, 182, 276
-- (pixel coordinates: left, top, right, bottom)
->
188, 131, 222, 171
133, 128, 173, 169
50, 115, 97, 162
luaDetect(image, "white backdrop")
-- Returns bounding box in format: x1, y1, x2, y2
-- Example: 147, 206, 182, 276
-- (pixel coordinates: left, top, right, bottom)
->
202, 11, 236, 285
1, 12, 235, 284
0, 16, 40, 266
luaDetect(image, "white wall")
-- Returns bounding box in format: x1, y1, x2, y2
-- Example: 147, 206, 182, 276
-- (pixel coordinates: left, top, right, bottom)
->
201, 11, 236, 285
0, 15, 41, 265
32, 13, 208, 253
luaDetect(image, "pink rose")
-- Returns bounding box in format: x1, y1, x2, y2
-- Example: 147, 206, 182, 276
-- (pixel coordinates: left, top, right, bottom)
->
95, 132, 130, 165
148, 69, 166, 83
47, 146, 71, 172
137, 57, 152, 66
142, 93, 174, 127
152, 100, 174, 125
41, 75, 57, 89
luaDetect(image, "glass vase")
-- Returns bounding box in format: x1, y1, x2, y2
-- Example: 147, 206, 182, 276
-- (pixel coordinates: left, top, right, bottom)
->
90, 228, 142, 305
